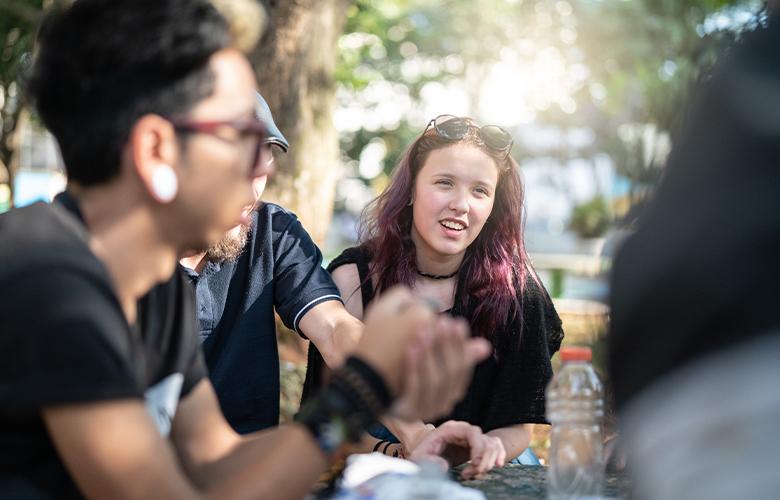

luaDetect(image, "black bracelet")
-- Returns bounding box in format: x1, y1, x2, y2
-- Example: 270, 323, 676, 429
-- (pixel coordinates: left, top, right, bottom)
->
331, 368, 383, 419
373, 439, 387, 452
295, 385, 361, 456
295, 356, 392, 457
343, 356, 392, 408
381, 441, 393, 455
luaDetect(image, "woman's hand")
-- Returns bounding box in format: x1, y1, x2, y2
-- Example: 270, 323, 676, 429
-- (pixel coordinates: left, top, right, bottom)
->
401, 423, 437, 456
408, 420, 506, 479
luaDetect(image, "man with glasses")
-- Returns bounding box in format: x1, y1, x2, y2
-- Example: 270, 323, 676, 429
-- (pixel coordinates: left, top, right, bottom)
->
0, 1, 491, 498
179, 92, 364, 434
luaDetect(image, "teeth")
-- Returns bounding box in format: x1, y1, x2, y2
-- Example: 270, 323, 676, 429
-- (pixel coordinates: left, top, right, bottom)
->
441, 220, 465, 231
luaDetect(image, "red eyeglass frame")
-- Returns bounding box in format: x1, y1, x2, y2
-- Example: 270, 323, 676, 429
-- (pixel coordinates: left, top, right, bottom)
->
170, 119, 269, 177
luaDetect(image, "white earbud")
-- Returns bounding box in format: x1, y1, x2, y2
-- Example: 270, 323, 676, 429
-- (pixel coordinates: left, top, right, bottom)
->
150, 165, 178, 203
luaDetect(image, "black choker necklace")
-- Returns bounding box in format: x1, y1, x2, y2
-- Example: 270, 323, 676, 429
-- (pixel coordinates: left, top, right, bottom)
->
416, 268, 459, 280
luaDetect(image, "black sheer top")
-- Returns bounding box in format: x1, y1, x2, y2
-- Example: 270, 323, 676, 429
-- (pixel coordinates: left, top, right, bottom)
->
302, 245, 564, 430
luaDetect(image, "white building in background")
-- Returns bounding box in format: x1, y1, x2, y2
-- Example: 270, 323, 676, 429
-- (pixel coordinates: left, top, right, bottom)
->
13, 118, 66, 207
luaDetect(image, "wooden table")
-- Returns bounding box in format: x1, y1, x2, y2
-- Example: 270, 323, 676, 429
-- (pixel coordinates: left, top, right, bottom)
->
458, 464, 631, 499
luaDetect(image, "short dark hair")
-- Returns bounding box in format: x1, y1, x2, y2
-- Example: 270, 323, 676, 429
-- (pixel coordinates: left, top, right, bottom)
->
27, 0, 233, 186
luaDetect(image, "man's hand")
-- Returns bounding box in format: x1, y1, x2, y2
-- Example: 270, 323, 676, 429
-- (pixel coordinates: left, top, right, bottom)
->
389, 315, 488, 421
353, 287, 490, 421
409, 420, 507, 480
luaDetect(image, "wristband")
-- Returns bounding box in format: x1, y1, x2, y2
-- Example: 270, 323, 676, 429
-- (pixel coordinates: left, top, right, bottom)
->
296, 385, 362, 455
341, 356, 392, 408
381, 441, 393, 455
296, 356, 392, 457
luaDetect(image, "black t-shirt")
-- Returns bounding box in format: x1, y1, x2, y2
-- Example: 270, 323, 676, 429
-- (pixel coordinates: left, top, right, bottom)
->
183, 202, 341, 433
608, 17, 780, 411
303, 245, 564, 431
0, 197, 206, 499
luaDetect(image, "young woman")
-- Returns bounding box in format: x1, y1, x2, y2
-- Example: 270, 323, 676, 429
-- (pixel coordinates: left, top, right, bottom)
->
303, 115, 564, 463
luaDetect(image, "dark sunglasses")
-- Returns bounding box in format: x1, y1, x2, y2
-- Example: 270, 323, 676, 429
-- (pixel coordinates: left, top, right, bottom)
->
170, 119, 269, 177
424, 114, 513, 158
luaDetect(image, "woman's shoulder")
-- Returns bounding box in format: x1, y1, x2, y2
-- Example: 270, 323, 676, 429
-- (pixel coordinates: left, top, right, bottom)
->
502, 265, 563, 356
326, 244, 371, 273
517, 269, 564, 355
515, 268, 555, 315
519, 270, 548, 301
327, 245, 374, 320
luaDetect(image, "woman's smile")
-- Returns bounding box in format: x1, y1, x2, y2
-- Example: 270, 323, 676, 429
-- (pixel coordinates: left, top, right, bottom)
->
411, 144, 498, 259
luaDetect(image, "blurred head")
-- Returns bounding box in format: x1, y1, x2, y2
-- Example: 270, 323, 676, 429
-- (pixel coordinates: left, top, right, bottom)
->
206, 92, 289, 262
362, 115, 530, 341
28, 0, 266, 253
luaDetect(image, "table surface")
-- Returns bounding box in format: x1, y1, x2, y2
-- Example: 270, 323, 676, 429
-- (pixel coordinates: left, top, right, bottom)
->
458, 464, 631, 499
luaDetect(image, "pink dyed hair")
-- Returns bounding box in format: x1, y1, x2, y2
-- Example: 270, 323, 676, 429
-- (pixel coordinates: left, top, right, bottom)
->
359, 118, 533, 343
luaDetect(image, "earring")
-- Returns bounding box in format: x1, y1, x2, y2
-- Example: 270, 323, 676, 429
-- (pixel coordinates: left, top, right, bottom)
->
151, 165, 178, 203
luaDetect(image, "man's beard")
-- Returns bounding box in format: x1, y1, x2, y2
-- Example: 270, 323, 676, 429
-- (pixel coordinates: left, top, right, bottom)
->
206, 224, 250, 263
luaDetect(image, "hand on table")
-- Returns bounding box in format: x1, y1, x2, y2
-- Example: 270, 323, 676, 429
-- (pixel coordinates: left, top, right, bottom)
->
409, 420, 506, 480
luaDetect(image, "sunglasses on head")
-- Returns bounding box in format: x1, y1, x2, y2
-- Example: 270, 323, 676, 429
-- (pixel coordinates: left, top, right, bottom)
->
424, 114, 514, 159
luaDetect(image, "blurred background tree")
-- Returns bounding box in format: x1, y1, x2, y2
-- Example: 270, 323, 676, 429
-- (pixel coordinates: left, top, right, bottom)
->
251, 0, 354, 246
329, 0, 767, 245
0, 0, 47, 208
569, 195, 610, 239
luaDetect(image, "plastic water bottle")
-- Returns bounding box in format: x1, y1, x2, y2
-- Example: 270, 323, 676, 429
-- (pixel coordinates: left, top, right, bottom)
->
410, 459, 447, 500
546, 346, 604, 499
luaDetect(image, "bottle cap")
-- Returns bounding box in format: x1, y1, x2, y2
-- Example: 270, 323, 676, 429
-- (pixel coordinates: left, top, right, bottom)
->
560, 346, 592, 362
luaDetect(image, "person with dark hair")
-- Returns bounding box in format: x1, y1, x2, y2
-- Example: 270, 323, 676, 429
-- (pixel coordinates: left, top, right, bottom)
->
179, 91, 365, 435
304, 115, 564, 469
0, 1, 492, 498
608, 9, 780, 500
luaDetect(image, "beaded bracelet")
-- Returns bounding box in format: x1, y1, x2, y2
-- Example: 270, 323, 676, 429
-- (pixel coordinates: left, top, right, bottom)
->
296, 356, 392, 457
335, 357, 392, 410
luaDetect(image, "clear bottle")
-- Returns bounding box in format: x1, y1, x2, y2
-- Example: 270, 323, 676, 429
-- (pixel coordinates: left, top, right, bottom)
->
546, 346, 604, 500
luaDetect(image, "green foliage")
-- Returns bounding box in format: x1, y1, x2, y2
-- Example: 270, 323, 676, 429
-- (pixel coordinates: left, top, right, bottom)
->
1, 2, 43, 131
574, 0, 763, 195
335, 0, 542, 180
335, 0, 765, 226
0, 0, 48, 194
569, 195, 611, 239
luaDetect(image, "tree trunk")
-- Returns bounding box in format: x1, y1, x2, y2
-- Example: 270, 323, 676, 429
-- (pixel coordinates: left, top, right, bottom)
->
252, 0, 352, 246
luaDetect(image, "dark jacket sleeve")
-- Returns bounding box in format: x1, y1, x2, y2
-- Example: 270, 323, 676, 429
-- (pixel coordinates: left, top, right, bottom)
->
270, 209, 342, 337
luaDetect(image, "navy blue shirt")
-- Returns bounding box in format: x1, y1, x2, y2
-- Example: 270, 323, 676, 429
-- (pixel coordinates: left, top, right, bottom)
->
183, 202, 341, 433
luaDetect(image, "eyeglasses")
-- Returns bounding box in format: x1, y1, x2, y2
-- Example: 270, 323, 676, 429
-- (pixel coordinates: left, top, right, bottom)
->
170, 119, 269, 177
424, 115, 513, 158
